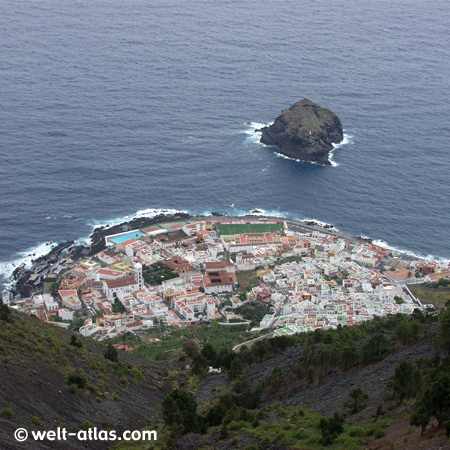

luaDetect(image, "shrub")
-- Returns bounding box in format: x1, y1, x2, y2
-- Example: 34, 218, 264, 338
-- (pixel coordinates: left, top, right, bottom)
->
70, 334, 83, 348
104, 344, 118, 362
162, 389, 204, 434
319, 413, 344, 446
0, 404, 13, 418
389, 361, 422, 403
31, 415, 42, 426
66, 369, 88, 390
0, 303, 11, 322
345, 388, 369, 415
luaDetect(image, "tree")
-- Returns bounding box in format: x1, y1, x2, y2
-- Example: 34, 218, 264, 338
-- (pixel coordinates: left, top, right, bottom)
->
162, 389, 204, 434
104, 344, 119, 362
70, 334, 83, 348
390, 361, 421, 403
182, 339, 200, 360
191, 354, 208, 376
411, 369, 450, 433
201, 343, 217, 366
362, 334, 389, 364
345, 388, 368, 415
112, 295, 126, 314
319, 413, 344, 446
396, 319, 420, 345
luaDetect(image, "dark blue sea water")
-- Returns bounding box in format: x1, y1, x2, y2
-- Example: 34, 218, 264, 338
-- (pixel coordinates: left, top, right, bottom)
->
1, 0, 450, 285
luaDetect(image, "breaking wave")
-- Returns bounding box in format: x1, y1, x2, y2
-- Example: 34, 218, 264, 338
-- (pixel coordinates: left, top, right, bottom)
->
244, 121, 354, 167
87, 207, 188, 229
243, 121, 272, 145
0, 241, 58, 288
2, 205, 448, 290
371, 239, 450, 264
329, 132, 354, 167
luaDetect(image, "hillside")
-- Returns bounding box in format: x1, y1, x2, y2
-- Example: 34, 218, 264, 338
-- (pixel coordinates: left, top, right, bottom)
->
2, 302, 450, 450
148, 309, 450, 450
0, 310, 167, 450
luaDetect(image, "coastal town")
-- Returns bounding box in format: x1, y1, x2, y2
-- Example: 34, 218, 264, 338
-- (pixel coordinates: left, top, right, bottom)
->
3, 215, 450, 341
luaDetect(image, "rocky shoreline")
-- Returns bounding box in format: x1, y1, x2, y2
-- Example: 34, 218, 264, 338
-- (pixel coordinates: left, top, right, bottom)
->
10, 212, 191, 299
5, 211, 430, 301
260, 98, 343, 165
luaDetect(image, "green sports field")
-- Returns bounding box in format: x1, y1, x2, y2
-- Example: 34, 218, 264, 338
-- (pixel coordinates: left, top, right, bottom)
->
216, 222, 283, 235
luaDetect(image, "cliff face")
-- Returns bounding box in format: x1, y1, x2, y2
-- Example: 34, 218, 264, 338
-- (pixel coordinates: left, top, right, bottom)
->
260, 98, 343, 165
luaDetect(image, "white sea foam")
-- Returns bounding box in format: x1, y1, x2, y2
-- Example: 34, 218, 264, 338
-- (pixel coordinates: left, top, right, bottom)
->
300, 217, 340, 231
371, 239, 450, 264
2, 206, 448, 290
0, 241, 58, 287
329, 132, 354, 167
268, 132, 354, 167
88, 207, 188, 229
274, 152, 323, 166
243, 121, 272, 145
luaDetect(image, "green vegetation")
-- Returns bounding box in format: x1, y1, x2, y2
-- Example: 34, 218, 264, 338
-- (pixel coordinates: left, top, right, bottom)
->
319, 413, 344, 445
159, 388, 390, 450
0, 403, 14, 419
143, 263, 178, 286
162, 389, 205, 435
426, 278, 450, 288
235, 301, 270, 326
0, 310, 150, 404
0, 302, 11, 322
388, 361, 422, 403
217, 222, 283, 236
410, 362, 450, 434
135, 322, 253, 361
69, 334, 83, 348
104, 343, 119, 362
66, 369, 88, 390
112, 296, 126, 314
236, 270, 259, 293
231, 313, 429, 384
410, 281, 450, 309
31, 415, 43, 426
345, 389, 369, 415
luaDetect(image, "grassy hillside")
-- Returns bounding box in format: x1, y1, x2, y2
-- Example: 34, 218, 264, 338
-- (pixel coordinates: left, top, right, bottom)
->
0, 310, 166, 450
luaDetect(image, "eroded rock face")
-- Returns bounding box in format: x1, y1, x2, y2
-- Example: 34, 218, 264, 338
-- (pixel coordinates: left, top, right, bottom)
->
260, 99, 343, 165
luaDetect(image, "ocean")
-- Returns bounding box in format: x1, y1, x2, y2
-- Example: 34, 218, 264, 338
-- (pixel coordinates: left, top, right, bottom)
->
1, 0, 449, 287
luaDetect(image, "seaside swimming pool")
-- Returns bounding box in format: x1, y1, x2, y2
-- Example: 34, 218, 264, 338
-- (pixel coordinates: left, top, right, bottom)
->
106, 230, 145, 245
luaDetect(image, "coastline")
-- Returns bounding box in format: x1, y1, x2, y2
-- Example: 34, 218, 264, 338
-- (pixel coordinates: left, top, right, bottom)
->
3, 208, 449, 298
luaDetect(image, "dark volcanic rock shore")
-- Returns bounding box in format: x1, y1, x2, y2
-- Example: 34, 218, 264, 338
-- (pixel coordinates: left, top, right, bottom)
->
10, 213, 191, 298
260, 98, 343, 165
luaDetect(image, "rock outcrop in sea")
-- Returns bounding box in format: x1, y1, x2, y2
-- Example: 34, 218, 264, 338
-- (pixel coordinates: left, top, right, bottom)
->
260, 98, 343, 165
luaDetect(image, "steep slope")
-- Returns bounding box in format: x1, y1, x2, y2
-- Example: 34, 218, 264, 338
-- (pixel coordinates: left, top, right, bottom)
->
0, 311, 166, 450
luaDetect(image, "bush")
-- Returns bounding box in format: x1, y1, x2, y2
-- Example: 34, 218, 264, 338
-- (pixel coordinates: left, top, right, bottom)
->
162, 389, 204, 434
66, 370, 88, 390
345, 388, 369, 415
70, 334, 83, 348
0, 404, 13, 418
0, 303, 11, 322
390, 361, 422, 403
31, 415, 42, 426
104, 344, 118, 362
320, 413, 344, 446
